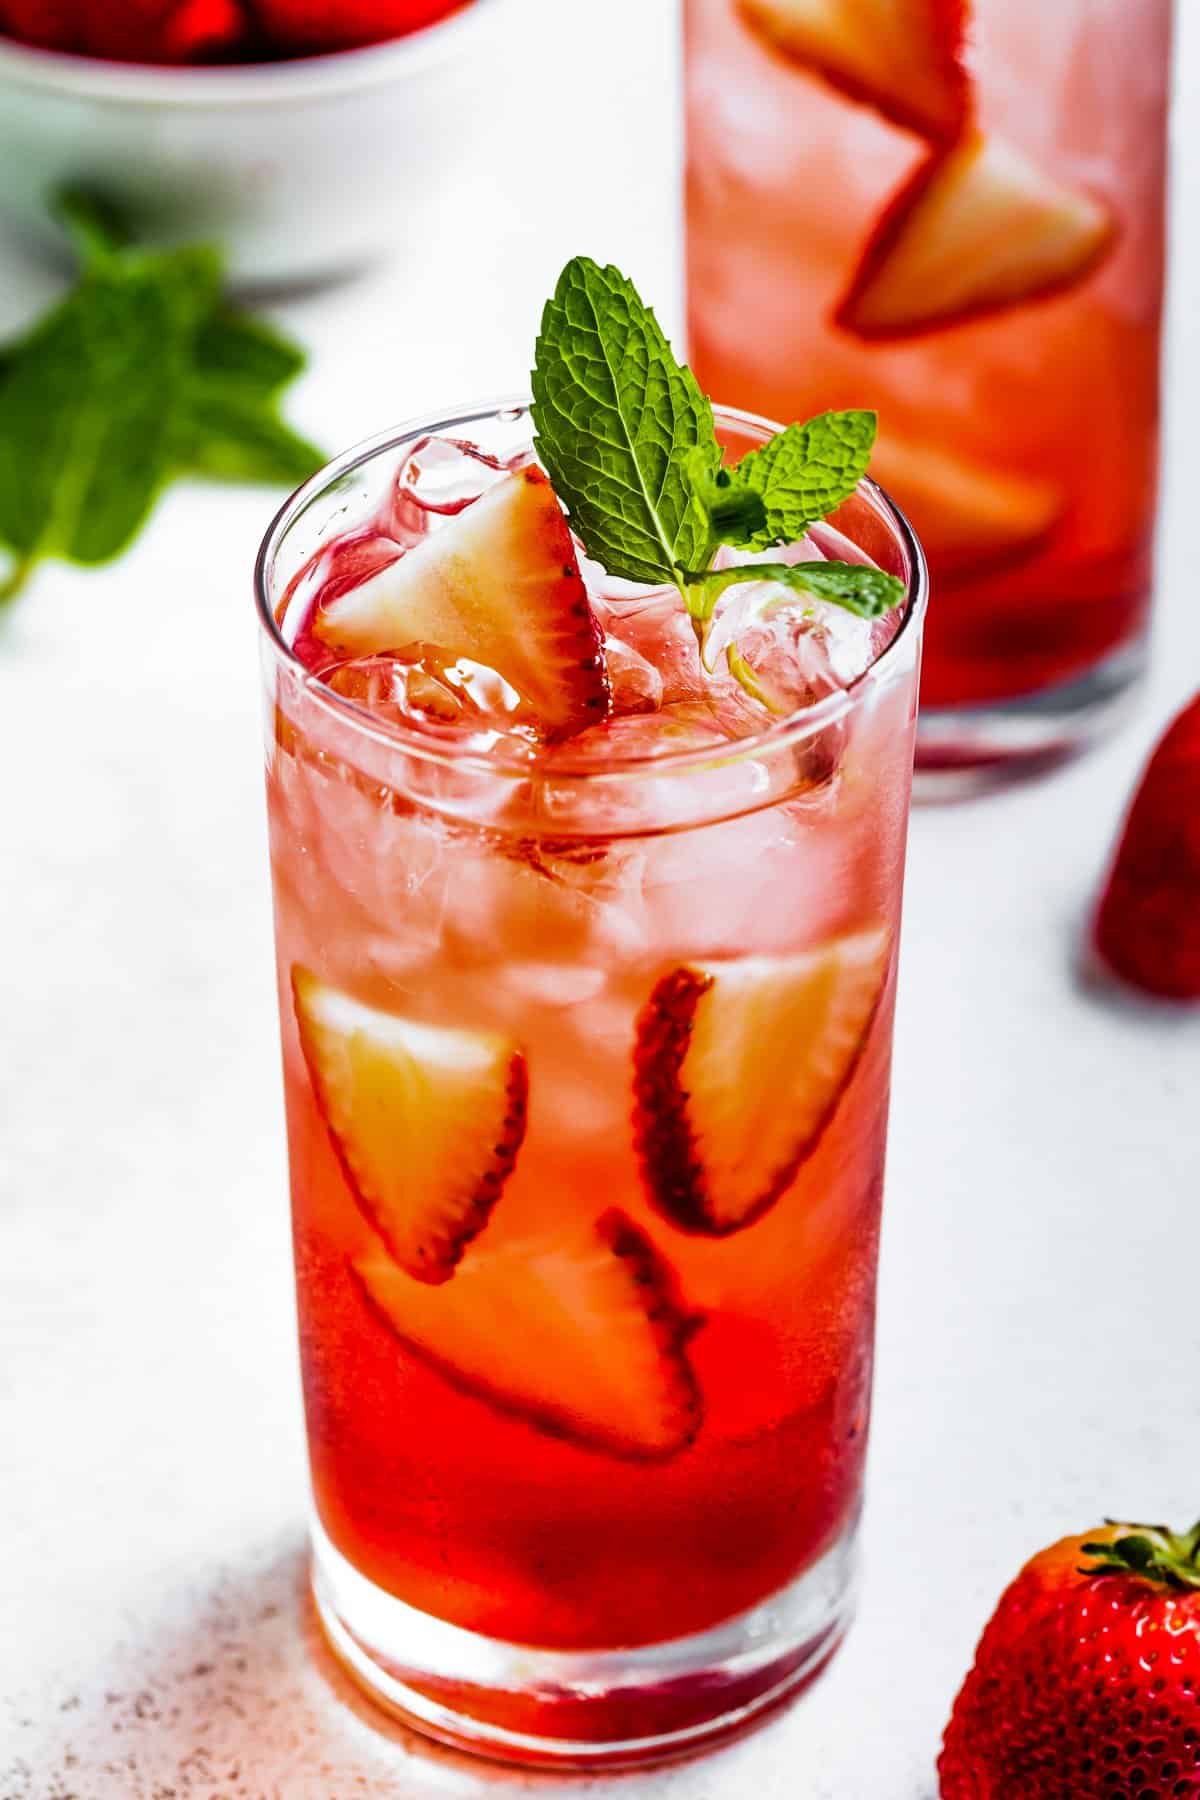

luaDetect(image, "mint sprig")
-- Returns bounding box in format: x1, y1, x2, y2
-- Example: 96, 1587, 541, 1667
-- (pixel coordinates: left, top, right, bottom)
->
531, 257, 902, 663
0, 191, 323, 605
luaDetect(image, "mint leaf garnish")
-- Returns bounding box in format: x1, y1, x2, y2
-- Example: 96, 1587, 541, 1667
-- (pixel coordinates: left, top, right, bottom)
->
686, 560, 902, 630
531, 258, 720, 586
727, 411, 878, 550
0, 193, 323, 605
531, 258, 902, 712
685, 457, 768, 547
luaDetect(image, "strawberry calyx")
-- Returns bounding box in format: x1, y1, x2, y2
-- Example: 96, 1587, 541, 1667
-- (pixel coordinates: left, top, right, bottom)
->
1081, 1519, 1200, 1591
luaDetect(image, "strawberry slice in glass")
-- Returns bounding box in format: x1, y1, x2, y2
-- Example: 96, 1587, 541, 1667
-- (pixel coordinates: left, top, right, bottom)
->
352, 1210, 704, 1462
633, 928, 891, 1236
738, 0, 970, 144
313, 466, 610, 742
836, 132, 1117, 341
869, 432, 1063, 573
293, 969, 528, 1284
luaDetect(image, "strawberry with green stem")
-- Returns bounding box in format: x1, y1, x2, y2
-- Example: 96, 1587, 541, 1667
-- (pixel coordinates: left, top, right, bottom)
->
941, 1517, 1200, 1798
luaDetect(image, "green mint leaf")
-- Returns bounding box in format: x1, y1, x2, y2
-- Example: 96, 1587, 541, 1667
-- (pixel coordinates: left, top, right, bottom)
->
685, 559, 902, 628
0, 205, 321, 603
191, 310, 308, 398
0, 246, 219, 585
172, 391, 324, 487
531, 256, 720, 587
730, 410, 878, 550
55, 186, 134, 265
685, 454, 768, 548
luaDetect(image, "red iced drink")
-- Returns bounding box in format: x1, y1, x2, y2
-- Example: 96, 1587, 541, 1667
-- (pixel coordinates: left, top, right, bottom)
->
686, 0, 1171, 779
257, 267, 926, 1764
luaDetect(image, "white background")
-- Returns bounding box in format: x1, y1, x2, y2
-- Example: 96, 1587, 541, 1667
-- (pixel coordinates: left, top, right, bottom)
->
1, 1, 1197, 1795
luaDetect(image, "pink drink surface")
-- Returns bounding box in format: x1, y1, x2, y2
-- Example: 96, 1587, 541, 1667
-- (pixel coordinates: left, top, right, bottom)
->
266, 427, 920, 1651
686, 0, 1170, 711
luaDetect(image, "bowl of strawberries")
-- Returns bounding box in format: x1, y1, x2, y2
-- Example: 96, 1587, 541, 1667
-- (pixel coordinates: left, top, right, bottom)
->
0, 0, 501, 287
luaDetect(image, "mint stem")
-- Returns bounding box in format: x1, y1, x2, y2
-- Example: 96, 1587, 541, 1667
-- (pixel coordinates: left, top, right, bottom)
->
0, 554, 35, 605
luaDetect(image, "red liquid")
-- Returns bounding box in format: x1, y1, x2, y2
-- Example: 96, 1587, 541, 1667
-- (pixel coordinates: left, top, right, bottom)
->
685, 0, 1170, 709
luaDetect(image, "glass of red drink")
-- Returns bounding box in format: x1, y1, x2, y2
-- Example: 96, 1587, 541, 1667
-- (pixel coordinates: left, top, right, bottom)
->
685, 0, 1172, 787
256, 399, 927, 1767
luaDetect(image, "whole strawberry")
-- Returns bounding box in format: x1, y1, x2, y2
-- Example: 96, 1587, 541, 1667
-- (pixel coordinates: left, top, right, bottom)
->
940, 1519, 1200, 1798
1094, 691, 1200, 1001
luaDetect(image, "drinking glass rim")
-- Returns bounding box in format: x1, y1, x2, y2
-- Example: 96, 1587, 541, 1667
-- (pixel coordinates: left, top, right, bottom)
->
254, 395, 929, 785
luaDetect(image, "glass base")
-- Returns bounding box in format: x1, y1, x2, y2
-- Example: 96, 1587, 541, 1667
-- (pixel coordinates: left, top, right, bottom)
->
310, 1513, 858, 1770
914, 637, 1148, 798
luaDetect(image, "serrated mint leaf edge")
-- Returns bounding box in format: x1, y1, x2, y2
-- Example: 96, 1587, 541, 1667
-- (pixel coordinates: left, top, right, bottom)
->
730, 410, 879, 551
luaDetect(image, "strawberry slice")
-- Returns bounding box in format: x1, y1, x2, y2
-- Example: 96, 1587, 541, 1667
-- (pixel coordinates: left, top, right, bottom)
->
313, 466, 610, 742
633, 929, 890, 1236
292, 969, 527, 1283
1093, 693, 1200, 1002
837, 132, 1117, 341
870, 431, 1063, 571
352, 1209, 704, 1461
739, 0, 969, 144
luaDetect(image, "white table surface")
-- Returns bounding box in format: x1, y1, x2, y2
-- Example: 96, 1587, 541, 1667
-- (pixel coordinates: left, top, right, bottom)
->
2, 3, 1197, 1795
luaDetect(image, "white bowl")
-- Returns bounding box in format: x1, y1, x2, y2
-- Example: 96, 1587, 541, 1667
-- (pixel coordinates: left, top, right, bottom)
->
0, 0, 504, 289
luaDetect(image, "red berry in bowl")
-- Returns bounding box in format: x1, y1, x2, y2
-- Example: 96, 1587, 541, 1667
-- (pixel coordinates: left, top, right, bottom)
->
253, 0, 468, 53
1, 0, 248, 59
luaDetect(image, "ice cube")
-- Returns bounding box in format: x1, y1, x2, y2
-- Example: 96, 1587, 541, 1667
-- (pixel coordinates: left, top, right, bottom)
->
605, 593, 707, 706
326, 653, 472, 728
385, 434, 520, 539
604, 633, 663, 716
323, 652, 529, 740
643, 802, 809, 959
280, 531, 403, 659
444, 838, 650, 964
717, 593, 888, 717
500, 962, 609, 1006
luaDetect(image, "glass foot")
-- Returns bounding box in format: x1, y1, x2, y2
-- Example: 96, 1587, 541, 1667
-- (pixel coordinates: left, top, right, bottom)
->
310, 1514, 858, 1770
915, 637, 1148, 798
